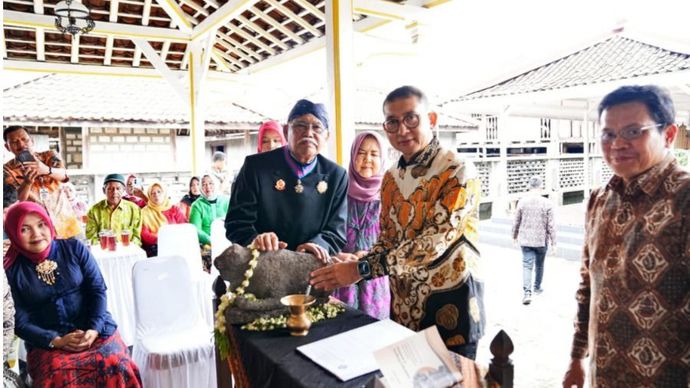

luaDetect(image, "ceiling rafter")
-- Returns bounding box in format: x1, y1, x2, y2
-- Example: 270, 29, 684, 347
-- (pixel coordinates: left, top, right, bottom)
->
217, 31, 262, 62
211, 49, 236, 72
180, 46, 189, 69
235, 14, 289, 51
249, 6, 304, 45
109, 0, 120, 22
160, 40, 171, 60
33, 0, 43, 14
190, 0, 254, 42
4, 10, 191, 42
224, 22, 276, 56
353, 0, 431, 23
142, 0, 152, 25
216, 34, 258, 64
104, 35, 115, 65
35, 27, 45, 61
214, 48, 245, 69
292, 0, 325, 21
70, 35, 80, 63
263, 0, 321, 38
180, 0, 209, 17
133, 47, 143, 66
153, 0, 195, 31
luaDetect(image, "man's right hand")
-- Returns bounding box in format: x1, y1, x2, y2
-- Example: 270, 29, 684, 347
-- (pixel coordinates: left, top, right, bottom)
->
22, 167, 39, 183
562, 358, 585, 388
252, 232, 287, 251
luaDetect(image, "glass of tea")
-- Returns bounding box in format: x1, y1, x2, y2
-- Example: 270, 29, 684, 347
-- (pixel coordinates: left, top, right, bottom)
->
107, 231, 117, 251
121, 230, 131, 247
98, 231, 109, 250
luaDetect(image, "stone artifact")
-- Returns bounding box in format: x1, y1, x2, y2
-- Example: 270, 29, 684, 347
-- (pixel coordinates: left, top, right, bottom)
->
214, 244, 329, 324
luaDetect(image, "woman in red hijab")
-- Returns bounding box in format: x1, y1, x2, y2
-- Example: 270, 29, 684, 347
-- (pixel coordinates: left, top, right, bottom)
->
3, 202, 141, 387
257, 120, 286, 153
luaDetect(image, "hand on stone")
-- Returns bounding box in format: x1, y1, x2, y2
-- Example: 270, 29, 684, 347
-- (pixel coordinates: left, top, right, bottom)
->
335, 252, 359, 263
253, 232, 287, 251
310, 262, 361, 291
296, 242, 329, 263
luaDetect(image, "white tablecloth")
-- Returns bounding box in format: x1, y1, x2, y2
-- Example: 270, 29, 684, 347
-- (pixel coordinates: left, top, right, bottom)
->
91, 244, 146, 346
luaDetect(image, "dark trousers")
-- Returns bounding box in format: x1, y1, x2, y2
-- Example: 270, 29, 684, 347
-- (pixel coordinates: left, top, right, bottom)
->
521, 246, 546, 293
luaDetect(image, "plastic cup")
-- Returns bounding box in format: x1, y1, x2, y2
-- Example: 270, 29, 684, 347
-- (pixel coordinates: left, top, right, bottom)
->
107, 233, 117, 251
121, 230, 131, 247
98, 231, 109, 250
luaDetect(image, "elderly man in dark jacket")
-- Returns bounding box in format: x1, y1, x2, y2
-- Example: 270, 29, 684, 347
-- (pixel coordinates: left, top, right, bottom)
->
225, 99, 347, 262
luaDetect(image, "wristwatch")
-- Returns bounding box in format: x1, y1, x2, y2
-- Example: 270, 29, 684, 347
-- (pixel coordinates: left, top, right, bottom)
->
48, 341, 55, 349
357, 260, 372, 280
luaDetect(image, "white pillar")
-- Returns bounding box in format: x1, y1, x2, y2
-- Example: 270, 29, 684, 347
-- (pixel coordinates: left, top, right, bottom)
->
188, 35, 214, 175
325, 0, 355, 166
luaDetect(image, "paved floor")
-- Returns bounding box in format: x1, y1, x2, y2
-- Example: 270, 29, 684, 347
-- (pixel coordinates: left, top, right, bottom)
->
474, 243, 585, 388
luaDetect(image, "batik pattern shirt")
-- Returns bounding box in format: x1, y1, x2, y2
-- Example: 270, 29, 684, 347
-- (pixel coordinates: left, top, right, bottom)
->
363, 138, 485, 347
512, 193, 556, 247
86, 200, 142, 246
4, 151, 81, 238
571, 154, 690, 387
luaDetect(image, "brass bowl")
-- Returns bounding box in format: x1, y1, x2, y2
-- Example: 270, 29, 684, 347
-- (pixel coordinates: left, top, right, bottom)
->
280, 294, 316, 336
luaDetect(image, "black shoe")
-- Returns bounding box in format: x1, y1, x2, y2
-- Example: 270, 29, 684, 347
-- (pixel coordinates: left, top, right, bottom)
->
522, 292, 532, 305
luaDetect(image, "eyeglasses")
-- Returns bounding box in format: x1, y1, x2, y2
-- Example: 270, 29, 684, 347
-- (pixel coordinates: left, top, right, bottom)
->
600, 123, 665, 144
290, 121, 326, 135
383, 113, 420, 133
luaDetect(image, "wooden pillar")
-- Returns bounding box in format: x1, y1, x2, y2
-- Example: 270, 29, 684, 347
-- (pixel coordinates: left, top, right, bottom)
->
325, 0, 355, 166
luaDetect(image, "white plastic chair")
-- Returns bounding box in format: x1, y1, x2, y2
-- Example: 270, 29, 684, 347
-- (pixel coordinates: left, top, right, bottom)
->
132, 255, 216, 388
158, 223, 214, 324
158, 223, 204, 280
210, 219, 232, 278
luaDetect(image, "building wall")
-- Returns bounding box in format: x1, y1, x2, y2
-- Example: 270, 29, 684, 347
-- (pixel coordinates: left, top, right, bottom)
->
86, 127, 178, 172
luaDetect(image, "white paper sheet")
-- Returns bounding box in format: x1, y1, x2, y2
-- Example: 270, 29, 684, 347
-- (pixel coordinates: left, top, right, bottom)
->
296, 319, 415, 381
373, 326, 463, 388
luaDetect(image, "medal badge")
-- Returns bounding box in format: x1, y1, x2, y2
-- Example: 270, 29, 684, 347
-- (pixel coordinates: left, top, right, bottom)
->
275, 179, 286, 191
316, 180, 328, 194
295, 179, 304, 193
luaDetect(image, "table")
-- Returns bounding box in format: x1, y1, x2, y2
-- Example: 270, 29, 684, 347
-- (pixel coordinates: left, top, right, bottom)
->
227, 308, 483, 388
90, 244, 147, 346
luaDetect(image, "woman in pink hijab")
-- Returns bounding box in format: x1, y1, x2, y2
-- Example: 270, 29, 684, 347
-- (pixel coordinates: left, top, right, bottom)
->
257, 120, 286, 153
332, 131, 390, 320
3, 202, 141, 387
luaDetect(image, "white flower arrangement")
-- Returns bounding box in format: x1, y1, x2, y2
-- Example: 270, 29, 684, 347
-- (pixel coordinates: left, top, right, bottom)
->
214, 243, 260, 359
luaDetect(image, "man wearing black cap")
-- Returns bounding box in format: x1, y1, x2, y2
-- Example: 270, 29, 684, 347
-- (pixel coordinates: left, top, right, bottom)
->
85, 173, 142, 246
225, 99, 347, 262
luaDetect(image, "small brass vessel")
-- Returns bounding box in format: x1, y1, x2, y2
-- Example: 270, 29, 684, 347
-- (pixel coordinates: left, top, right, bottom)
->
280, 294, 316, 336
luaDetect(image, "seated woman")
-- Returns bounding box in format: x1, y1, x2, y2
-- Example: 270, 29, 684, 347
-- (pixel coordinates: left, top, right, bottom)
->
332, 132, 390, 320
141, 181, 186, 257
61, 182, 88, 222
3, 202, 141, 388
257, 120, 286, 153
190, 175, 229, 270
178, 176, 201, 221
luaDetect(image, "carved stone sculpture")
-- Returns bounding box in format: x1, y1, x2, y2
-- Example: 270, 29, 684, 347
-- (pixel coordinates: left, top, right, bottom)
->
214, 244, 329, 324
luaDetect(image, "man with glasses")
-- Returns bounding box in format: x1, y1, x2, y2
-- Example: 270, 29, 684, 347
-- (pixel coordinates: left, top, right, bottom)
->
86, 173, 142, 246
225, 99, 347, 263
562, 85, 689, 388
310, 85, 485, 359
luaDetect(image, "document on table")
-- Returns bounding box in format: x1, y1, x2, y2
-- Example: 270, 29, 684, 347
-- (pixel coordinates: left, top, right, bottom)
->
296, 319, 415, 381
373, 326, 463, 388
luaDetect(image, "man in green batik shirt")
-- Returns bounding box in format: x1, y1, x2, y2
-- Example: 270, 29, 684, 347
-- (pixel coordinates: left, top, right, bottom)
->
86, 173, 142, 246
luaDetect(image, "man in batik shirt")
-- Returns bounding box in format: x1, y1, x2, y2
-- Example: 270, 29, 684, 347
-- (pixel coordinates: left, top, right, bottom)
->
3, 126, 81, 238
311, 86, 485, 359
563, 85, 689, 387
86, 174, 142, 246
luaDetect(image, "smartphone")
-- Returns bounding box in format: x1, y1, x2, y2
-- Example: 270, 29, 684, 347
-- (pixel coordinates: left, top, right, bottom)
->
17, 150, 35, 163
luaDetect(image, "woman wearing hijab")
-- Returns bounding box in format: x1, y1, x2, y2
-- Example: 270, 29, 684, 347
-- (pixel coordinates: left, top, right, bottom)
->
61, 182, 88, 221
3, 202, 141, 387
141, 181, 186, 257
332, 132, 391, 320
190, 175, 230, 271
257, 120, 287, 153
179, 176, 201, 221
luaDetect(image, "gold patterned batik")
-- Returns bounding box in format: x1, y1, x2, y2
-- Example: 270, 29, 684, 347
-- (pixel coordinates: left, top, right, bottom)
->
364, 142, 485, 346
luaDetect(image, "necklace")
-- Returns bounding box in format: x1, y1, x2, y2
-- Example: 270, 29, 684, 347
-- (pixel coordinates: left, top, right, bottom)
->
35, 260, 59, 285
